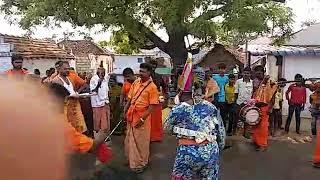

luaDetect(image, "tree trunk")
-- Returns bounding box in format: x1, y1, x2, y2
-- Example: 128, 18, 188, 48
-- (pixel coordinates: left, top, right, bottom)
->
170, 49, 188, 67
166, 34, 188, 67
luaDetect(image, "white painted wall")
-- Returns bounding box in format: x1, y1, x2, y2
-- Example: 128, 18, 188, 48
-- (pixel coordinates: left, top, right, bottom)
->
282, 56, 320, 118
0, 43, 12, 73
113, 55, 146, 83
23, 59, 70, 77
87, 54, 114, 74
113, 55, 146, 74
266, 55, 278, 81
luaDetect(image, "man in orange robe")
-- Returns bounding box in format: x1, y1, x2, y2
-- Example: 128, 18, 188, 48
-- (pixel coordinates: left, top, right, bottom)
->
121, 68, 136, 106
5, 54, 28, 80
124, 63, 159, 173
252, 65, 277, 151
52, 61, 88, 133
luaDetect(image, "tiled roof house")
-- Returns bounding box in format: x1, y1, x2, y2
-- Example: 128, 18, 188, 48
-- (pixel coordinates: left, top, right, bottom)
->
0, 34, 74, 76
58, 40, 114, 74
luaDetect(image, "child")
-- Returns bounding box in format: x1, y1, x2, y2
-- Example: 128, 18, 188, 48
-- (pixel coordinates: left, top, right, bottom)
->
225, 74, 236, 135
213, 63, 229, 127
270, 78, 286, 136
285, 74, 306, 134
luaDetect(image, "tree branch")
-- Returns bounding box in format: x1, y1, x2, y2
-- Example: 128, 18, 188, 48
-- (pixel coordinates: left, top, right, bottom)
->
122, 15, 168, 52
192, 6, 226, 22
192, 0, 285, 23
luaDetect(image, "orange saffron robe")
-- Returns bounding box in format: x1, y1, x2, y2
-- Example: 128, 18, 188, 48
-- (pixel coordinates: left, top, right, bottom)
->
125, 78, 159, 169
68, 70, 86, 91
53, 74, 88, 133
150, 103, 163, 142
5, 69, 28, 81
122, 81, 132, 97
315, 120, 320, 163
66, 122, 93, 153
252, 80, 277, 147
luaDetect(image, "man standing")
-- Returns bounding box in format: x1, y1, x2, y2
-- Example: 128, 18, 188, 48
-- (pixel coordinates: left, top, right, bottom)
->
285, 74, 306, 134
44, 61, 61, 83
124, 63, 159, 173
234, 67, 253, 135
90, 67, 110, 134
251, 65, 277, 151
121, 68, 136, 106
213, 63, 229, 127
52, 61, 87, 133
34, 69, 41, 76
204, 70, 220, 103
109, 75, 123, 135
225, 74, 236, 135
150, 60, 165, 142
6, 54, 28, 80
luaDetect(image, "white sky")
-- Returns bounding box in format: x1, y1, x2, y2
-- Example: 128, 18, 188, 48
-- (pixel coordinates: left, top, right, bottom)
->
0, 0, 320, 42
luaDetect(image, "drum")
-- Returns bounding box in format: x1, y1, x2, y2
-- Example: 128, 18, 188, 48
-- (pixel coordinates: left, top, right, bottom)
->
240, 105, 261, 126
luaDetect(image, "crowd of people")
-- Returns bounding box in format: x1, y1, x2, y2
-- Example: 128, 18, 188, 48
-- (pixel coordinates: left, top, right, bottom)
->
1, 53, 320, 179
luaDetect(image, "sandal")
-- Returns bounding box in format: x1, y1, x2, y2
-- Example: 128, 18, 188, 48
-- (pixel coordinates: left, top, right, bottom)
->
132, 166, 147, 174
132, 168, 144, 174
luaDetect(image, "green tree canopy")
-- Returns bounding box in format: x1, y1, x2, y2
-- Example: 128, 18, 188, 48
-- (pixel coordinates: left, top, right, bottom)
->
1, 0, 291, 65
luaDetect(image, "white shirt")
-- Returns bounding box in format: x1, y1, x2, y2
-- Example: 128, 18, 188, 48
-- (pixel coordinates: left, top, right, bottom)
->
235, 78, 253, 105
90, 74, 109, 107
58, 76, 77, 96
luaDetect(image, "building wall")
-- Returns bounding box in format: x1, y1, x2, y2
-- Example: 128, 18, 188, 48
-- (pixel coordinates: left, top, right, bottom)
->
23, 59, 71, 77
96, 55, 113, 74
0, 43, 12, 73
266, 55, 278, 81
113, 55, 146, 74
75, 56, 91, 74
76, 54, 113, 75
113, 55, 146, 83
199, 48, 244, 73
282, 56, 320, 118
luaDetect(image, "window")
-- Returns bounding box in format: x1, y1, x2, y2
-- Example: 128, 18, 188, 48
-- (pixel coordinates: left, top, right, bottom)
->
137, 58, 143, 63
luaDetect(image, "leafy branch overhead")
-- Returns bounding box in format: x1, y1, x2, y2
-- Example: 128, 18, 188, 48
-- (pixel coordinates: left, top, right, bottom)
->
1, 0, 291, 65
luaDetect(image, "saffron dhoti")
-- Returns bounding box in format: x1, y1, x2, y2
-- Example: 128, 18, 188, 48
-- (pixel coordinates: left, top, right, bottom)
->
314, 119, 320, 164
150, 103, 163, 142
252, 106, 269, 147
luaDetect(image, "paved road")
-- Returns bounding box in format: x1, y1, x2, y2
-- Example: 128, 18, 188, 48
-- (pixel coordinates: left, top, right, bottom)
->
70, 118, 319, 180
88, 135, 320, 180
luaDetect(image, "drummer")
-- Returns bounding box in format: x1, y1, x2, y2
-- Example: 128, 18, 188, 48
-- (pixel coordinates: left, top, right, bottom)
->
251, 65, 277, 151
234, 67, 253, 135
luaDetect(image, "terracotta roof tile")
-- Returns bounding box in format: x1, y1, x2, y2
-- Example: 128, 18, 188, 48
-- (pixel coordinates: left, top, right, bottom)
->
0, 34, 74, 60
58, 40, 112, 56
225, 47, 246, 64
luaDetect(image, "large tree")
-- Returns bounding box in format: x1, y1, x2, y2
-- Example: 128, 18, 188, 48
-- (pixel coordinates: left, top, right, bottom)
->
1, 0, 290, 65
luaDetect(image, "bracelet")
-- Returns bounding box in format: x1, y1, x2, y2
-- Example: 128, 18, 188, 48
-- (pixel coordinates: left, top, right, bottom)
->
140, 118, 145, 123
